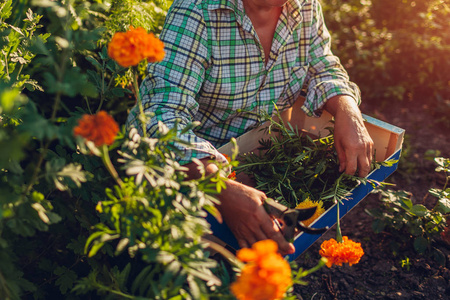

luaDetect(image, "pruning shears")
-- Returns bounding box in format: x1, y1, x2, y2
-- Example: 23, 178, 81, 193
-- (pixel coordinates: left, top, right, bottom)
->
264, 198, 328, 242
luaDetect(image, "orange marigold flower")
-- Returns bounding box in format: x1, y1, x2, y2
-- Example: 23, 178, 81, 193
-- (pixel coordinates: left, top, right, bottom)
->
222, 153, 236, 180
107, 26, 165, 67
231, 240, 292, 300
319, 236, 364, 268
223, 153, 231, 162
141, 32, 165, 63
295, 199, 325, 226
73, 111, 119, 146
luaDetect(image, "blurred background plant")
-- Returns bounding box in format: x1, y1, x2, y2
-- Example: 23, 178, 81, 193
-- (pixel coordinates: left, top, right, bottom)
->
322, 0, 450, 126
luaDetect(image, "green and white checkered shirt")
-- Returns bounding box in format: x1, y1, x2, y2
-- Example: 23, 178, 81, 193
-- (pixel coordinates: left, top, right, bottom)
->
127, 0, 360, 165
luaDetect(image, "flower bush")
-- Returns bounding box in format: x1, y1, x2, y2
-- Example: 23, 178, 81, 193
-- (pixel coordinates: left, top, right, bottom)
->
0, 0, 233, 298
0, 1, 324, 299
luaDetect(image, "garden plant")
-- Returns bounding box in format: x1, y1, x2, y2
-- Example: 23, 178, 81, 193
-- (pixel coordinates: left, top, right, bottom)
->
1, 0, 449, 299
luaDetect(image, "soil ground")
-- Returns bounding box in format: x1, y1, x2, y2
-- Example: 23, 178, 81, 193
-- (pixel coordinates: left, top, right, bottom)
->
294, 98, 450, 299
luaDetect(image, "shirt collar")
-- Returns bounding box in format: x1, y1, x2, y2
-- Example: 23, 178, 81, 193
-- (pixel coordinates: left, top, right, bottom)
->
205, 0, 245, 24
205, 0, 242, 13
286, 0, 307, 31
205, 0, 307, 29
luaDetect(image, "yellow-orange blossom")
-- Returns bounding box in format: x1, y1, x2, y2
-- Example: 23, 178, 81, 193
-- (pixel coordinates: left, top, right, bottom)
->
222, 153, 236, 180
295, 199, 325, 226
73, 111, 119, 146
319, 236, 364, 268
231, 240, 292, 300
107, 26, 165, 67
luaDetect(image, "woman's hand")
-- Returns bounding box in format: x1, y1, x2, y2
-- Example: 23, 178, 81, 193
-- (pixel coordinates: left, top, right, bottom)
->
183, 158, 295, 255
217, 179, 295, 256
324, 95, 374, 177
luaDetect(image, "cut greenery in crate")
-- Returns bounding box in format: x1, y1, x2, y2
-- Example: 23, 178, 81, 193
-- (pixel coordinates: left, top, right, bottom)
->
207, 99, 405, 260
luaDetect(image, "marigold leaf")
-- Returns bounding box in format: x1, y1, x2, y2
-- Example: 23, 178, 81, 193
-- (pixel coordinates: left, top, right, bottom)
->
54, 266, 77, 294
85, 55, 102, 69
413, 236, 428, 254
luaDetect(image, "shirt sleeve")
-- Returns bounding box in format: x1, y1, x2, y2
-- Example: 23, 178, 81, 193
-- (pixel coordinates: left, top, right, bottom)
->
301, 1, 361, 117
126, 1, 227, 166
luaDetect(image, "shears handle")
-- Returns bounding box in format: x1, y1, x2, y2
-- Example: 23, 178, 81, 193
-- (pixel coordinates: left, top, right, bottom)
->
263, 198, 328, 241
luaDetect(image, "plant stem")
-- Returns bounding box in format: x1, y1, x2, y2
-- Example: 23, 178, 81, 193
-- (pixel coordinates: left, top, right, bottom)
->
15, 64, 24, 81
443, 172, 449, 191
336, 199, 343, 243
296, 257, 326, 280
132, 69, 148, 138
101, 144, 124, 188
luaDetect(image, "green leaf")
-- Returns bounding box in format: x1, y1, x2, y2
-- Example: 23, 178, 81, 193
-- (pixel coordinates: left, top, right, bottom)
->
31, 0, 58, 8
55, 163, 87, 190
434, 157, 450, 173
63, 67, 98, 98
18, 102, 58, 140
0, 86, 27, 114
87, 241, 105, 258
413, 236, 428, 254
371, 219, 386, 233
115, 238, 129, 255
429, 188, 443, 199
54, 266, 78, 294
187, 276, 201, 300
437, 197, 450, 214
117, 263, 131, 290
109, 87, 131, 97
0, 131, 29, 169
0, 0, 13, 20
399, 197, 413, 210
131, 265, 153, 294
85, 56, 102, 69
409, 204, 429, 217
67, 236, 87, 255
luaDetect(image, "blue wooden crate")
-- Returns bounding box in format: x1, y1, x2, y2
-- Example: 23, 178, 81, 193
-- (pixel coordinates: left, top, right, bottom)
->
207, 103, 405, 261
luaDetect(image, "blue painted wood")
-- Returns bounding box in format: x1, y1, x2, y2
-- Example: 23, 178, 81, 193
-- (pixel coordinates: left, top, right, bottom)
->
207, 149, 402, 261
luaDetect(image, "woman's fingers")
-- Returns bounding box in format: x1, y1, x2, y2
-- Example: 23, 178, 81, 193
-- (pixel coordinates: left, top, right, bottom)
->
259, 214, 295, 255
218, 180, 295, 255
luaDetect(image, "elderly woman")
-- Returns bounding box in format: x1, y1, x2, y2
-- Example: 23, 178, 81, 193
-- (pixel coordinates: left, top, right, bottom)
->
127, 0, 373, 255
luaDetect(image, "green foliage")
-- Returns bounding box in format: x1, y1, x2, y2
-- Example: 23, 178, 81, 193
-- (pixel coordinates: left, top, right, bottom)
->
1, 0, 223, 299
235, 114, 382, 209
366, 157, 450, 263
75, 125, 225, 299
321, 0, 450, 124
103, 0, 171, 38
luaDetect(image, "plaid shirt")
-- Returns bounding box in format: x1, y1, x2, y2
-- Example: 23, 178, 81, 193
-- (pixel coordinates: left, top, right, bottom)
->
127, 0, 360, 165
